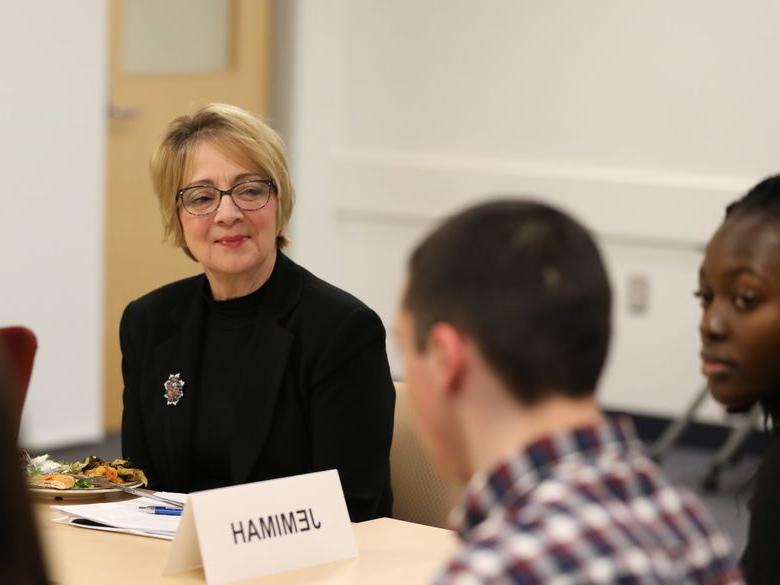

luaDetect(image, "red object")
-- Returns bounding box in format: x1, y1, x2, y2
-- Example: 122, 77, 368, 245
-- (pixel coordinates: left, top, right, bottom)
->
0, 326, 37, 437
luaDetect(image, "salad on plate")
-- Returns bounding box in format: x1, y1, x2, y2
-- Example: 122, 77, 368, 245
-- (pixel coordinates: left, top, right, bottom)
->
25, 454, 148, 491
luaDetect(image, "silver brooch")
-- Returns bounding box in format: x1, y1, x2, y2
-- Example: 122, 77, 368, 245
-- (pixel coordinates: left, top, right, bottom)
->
163, 373, 185, 406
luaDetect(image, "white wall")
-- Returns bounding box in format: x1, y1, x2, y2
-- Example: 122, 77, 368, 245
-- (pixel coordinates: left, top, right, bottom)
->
2, 1, 771, 445
282, 0, 780, 421
0, 3, 108, 447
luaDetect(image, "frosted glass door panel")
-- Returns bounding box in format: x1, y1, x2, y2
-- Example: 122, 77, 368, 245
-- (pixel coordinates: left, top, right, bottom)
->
123, 0, 230, 74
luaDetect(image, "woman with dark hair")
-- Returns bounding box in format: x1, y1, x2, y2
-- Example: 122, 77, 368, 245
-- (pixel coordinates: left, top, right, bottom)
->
0, 354, 48, 585
698, 175, 780, 583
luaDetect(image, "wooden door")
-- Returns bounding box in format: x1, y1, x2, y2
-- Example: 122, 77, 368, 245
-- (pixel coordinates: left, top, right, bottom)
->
103, 0, 272, 431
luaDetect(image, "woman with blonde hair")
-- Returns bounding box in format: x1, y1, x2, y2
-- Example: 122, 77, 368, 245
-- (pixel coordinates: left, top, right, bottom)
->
120, 103, 394, 521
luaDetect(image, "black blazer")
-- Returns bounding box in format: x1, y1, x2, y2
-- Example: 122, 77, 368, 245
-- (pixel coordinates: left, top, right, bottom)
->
120, 252, 395, 521
741, 433, 780, 583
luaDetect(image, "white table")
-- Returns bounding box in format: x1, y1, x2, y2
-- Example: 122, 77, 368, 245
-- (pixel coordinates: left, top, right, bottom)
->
38, 499, 457, 584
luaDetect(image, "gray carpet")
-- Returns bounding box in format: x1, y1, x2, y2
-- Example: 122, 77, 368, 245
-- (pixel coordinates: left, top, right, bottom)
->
43, 434, 122, 465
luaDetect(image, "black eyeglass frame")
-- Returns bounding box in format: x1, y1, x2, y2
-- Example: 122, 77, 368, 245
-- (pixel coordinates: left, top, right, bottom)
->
176, 179, 277, 216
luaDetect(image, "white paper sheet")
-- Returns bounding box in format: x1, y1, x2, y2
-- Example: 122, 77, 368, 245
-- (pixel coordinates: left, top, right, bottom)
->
52, 492, 187, 540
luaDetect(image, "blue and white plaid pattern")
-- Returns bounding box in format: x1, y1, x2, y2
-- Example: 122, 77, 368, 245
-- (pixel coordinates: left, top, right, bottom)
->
435, 416, 743, 584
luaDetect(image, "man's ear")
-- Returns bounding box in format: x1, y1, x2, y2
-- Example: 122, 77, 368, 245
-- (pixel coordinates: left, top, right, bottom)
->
426, 322, 467, 395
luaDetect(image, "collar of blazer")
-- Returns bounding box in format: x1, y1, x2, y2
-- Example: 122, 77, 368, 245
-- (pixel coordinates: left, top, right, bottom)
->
170, 250, 303, 325
152, 251, 301, 489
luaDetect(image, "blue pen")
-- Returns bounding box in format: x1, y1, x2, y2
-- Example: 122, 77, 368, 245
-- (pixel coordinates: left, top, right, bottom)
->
138, 505, 182, 516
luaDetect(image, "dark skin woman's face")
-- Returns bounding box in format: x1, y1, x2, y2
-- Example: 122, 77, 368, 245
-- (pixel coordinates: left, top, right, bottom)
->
698, 214, 780, 412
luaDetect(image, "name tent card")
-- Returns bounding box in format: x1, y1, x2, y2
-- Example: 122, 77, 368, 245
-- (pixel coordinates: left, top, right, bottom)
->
164, 470, 357, 585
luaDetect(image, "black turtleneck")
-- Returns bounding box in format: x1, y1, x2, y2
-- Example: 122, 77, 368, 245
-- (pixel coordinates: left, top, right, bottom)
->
190, 282, 267, 491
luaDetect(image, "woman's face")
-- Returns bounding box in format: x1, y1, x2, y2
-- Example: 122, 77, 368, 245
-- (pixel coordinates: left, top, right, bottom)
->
698, 214, 780, 412
179, 139, 278, 296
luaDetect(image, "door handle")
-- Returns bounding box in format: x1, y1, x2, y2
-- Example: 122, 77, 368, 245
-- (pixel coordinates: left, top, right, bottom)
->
108, 103, 142, 120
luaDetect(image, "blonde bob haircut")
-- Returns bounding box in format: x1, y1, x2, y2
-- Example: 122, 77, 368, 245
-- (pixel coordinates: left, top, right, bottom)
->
151, 103, 294, 259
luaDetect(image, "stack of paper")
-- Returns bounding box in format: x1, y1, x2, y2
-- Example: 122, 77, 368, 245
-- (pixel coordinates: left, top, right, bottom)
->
51, 492, 187, 540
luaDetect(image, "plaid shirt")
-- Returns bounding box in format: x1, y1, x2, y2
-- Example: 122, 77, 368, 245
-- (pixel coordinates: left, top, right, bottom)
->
435, 416, 743, 585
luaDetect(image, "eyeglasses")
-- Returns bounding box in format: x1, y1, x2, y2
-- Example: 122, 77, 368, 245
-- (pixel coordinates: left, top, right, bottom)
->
177, 179, 276, 216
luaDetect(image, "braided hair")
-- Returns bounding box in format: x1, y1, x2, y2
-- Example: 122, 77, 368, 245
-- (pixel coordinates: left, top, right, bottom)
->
726, 175, 780, 219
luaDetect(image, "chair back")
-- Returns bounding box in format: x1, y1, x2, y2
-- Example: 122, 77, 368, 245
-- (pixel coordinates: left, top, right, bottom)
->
390, 381, 464, 529
0, 358, 49, 583
0, 326, 37, 438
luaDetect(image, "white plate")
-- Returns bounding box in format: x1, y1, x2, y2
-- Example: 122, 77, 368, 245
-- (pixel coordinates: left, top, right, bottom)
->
28, 480, 143, 500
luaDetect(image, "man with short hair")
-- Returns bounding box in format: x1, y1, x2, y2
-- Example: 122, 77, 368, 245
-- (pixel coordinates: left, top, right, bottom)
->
394, 200, 742, 584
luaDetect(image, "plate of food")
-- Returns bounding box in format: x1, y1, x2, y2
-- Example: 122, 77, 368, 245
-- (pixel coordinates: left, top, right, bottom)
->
25, 454, 148, 500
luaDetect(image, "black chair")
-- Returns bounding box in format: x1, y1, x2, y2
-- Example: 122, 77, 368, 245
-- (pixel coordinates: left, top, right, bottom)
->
650, 384, 762, 492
